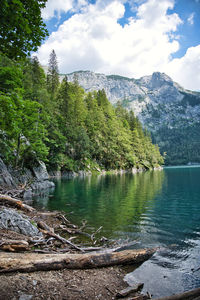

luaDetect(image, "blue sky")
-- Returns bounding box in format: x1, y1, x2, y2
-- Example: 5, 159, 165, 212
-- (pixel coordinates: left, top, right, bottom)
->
37, 0, 200, 90
172, 0, 200, 58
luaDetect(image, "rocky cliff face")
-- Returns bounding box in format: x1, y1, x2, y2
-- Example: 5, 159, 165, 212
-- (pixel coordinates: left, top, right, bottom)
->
63, 71, 200, 165
0, 159, 55, 199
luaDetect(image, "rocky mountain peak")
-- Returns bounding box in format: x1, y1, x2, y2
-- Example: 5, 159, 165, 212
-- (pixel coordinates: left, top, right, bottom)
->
138, 72, 174, 89
61, 69, 200, 165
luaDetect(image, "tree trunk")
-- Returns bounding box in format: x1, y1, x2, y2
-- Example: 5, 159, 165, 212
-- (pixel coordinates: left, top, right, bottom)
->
0, 194, 35, 212
0, 240, 29, 252
15, 134, 21, 168
0, 248, 156, 273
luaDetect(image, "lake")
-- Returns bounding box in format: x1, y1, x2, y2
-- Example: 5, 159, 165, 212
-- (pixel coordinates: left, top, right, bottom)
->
33, 166, 200, 298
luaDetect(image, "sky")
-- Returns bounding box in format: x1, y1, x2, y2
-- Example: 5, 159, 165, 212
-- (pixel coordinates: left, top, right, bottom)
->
36, 0, 200, 91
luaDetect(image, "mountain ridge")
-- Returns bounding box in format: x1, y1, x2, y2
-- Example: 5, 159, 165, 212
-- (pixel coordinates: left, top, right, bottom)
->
60, 70, 200, 165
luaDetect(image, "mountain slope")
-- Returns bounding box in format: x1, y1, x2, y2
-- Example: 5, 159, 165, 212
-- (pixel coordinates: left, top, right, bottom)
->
62, 71, 200, 165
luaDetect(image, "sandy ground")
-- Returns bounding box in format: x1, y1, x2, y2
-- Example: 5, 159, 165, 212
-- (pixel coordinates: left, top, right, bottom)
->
0, 266, 127, 300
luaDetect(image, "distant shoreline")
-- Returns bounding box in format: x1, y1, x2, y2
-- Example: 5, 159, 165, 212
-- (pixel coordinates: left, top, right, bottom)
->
164, 164, 200, 169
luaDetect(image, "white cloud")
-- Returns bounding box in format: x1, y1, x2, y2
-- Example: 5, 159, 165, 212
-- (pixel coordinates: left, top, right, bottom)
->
187, 13, 195, 25
37, 0, 200, 89
42, 0, 73, 20
166, 45, 200, 90
41, 0, 88, 20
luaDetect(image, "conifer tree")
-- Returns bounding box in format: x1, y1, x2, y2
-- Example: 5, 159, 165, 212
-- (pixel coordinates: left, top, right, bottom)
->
47, 50, 59, 99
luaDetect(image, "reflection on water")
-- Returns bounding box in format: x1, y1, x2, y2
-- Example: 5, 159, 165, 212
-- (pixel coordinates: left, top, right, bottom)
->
33, 170, 164, 238
33, 167, 200, 298
125, 167, 200, 298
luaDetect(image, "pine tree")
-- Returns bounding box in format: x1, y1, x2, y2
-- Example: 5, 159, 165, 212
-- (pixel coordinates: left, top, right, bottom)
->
47, 50, 59, 99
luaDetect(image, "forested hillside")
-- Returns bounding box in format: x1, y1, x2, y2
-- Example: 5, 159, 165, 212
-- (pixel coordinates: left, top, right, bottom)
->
65, 71, 200, 166
0, 51, 163, 172
0, 0, 163, 173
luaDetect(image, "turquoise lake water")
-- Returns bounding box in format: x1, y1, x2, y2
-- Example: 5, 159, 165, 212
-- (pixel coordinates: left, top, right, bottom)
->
33, 166, 200, 298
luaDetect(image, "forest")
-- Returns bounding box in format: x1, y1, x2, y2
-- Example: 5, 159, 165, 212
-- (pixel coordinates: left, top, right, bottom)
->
0, 51, 163, 172
0, 0, 163, 173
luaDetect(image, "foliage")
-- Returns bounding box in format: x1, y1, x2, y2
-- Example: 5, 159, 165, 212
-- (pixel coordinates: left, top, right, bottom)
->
0, 55, 48, 166
152, 124, 200, 165
0, 52, 163, 171
47, 50, 59, 100
0, 0, 48, 59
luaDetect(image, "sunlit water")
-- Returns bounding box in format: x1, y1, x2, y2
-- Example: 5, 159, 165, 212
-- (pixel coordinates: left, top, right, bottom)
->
33, 166, 200, 298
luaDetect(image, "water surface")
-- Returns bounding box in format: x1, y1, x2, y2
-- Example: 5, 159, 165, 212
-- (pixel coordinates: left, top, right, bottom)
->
33, 167, 200, 298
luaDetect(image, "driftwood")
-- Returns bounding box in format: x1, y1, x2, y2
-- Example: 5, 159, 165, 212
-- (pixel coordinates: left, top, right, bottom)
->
37, 220, 53, 232
37, 211, 60, 217
154, 287, 200, 300
0, 239, 29, 252
37, 220, 84, 252
59, 224, 91, 238
116, 283, 144, 298
0, 194, 35, 212
0, 248, 156, 273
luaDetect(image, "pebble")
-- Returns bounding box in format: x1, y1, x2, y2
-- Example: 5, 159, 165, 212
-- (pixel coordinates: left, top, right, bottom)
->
32, 280, 37, 286
19, 294, 33, 300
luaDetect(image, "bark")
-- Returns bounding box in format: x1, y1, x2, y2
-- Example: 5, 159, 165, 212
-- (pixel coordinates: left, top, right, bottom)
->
0, 194, 35, 212
0, 248, 156, 273
154, 287, 200, 300
0, 239, 29, 252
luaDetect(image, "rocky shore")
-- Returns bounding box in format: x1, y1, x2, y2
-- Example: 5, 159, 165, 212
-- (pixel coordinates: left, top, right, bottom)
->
0, 158, 55, 200
0, 157, 162, 202
0, 194, 155, 300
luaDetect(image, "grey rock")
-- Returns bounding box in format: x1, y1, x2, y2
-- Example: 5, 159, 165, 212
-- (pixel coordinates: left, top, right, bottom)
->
31, 180, 55, 190
62, 171, 78, 178
32, 161, 49, 181
0, 208, 42, 237
32, 280, 37, 286
7, 167, 34, 187
64, 70, 200, 163
19, 294, 33, 300
0, 157, 55, 195
48, 170, 62, 178
64, 70, 189, 121
23, 189, 33, 200
0, 158, 15, 187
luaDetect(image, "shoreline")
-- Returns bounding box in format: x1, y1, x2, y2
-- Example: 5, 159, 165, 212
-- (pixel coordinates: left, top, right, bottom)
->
0, 195, 154, 300
49, 165, 163, 179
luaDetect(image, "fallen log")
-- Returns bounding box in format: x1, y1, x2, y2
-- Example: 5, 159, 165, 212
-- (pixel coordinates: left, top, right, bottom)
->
0, 239, 29, 252
0, 248, 156, 273
0, 194, 35, 212
154, 287, 200, 300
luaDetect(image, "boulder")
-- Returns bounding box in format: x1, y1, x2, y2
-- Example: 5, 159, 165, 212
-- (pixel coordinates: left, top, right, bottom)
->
32, 161, 49, 181
31, 180, 55, 190
48, 170, 62, 178
0, 208, 42, 237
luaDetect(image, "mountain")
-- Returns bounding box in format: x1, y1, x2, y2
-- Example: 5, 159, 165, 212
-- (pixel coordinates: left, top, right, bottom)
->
61, 71, 200, 165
